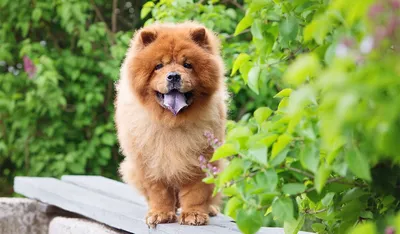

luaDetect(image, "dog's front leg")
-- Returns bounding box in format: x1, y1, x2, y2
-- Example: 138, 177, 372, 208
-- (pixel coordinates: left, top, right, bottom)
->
178, 178, 214, 225
145, 181, 177, 228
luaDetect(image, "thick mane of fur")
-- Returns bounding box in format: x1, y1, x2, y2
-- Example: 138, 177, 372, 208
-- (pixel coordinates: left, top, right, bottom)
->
114, 22, 227, 226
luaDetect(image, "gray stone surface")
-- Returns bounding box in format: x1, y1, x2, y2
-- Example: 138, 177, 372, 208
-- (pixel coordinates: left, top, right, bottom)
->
0, 198, 50, 234
14, 177, 240, 234
61, 175, 147, 207
49, 217, 124, 234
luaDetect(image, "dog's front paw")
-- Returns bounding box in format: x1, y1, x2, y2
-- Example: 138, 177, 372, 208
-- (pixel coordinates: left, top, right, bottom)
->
179, 211, 209, 226
146, 211, 177, 228
208, 205, 220, 217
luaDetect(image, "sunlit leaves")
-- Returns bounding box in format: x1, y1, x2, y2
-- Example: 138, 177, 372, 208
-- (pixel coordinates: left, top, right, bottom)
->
282, 183, 306, 195
279, 15, 299, 42
248, 66, 261, 94
141, 1, 155, 19
274, 88, 293, 98
254, 107, 273, 124
284, 215, 305, 234
345, 148, 371, 181
284, 53, 321, 86
234, 14, 254, 36
272, 197, 294, 221
236, 209, 263, 234
231, 53, 251, 76
271, 134, 292, 159
315, 163, 331, 193
211, 143, 238, 162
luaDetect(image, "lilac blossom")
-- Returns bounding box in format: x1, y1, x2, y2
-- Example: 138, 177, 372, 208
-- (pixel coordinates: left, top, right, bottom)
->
23, 56, 36, 79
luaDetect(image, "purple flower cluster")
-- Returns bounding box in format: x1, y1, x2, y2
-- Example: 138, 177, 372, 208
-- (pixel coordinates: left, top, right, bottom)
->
336, 0, 399, 63
368, 1, 400, 42
204, 131, 223, 150
198, 155, 219, 175
385, 227, 395, 234
23, 56, 36, 79
198, 131, 224, 176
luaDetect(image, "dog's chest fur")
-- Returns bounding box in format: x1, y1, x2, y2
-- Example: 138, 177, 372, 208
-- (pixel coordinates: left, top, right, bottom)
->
116, 81, 223, 182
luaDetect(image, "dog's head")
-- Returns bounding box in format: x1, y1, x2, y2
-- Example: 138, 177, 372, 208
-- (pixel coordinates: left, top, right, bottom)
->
126, 22, 224, 122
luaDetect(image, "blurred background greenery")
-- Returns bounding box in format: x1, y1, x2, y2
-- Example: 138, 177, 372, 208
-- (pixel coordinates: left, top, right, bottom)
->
1, 0, 400, 233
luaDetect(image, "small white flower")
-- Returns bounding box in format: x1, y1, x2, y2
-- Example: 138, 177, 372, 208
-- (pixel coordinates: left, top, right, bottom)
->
360, 36, 374, 54
335, 43, 349, 57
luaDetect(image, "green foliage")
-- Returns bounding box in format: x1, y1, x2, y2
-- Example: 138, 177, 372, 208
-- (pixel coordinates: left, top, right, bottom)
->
0, 0, 148, 195
141, 0, 400, 233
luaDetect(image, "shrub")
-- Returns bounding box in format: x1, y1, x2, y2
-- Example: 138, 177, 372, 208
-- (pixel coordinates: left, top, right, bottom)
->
0, 0, 148, 195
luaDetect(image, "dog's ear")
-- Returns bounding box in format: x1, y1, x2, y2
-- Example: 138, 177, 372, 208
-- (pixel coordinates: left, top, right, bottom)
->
139, 30, 157, 47
190, 27, 209, 49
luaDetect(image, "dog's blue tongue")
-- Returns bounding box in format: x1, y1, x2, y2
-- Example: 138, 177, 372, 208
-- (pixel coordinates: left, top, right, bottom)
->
163, 90, 188, 115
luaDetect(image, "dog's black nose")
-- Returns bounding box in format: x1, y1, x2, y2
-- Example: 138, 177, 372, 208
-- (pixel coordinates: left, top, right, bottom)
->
166, 72, 181, 83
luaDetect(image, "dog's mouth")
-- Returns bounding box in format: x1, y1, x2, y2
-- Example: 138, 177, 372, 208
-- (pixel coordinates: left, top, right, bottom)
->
156, 90, 194, 115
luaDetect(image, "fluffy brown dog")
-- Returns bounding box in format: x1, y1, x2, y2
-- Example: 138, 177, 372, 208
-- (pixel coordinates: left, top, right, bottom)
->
114, 22, 227, 227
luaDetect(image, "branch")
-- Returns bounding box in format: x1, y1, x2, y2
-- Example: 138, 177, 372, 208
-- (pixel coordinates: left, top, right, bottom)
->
225, 29, 250, 39
303, 208, 327, 214
90, 0, 115, 44
112, 0, 118, 33
223, 0, 245, 12
286, 166, 314, 179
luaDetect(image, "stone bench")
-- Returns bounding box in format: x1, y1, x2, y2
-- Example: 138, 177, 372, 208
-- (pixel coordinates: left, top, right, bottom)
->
0, 176, 313, 234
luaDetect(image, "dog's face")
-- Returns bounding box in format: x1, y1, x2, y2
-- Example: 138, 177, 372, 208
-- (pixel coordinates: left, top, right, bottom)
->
127, 23, 223, 122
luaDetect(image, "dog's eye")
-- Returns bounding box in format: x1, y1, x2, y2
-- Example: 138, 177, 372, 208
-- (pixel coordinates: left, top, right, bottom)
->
155, 64, 163, 70
183, 62, 192, 69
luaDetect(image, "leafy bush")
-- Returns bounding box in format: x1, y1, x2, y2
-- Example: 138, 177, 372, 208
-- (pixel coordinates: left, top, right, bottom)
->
0, 0, 148, 195
197, 0, 400, 234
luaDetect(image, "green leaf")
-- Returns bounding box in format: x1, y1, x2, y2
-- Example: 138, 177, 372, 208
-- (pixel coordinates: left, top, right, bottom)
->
345, 149, 371, 181
282, 183, 306, 195
270, 148, 289, 167
219, 158, 243, 185
141, 2, 154, 19
283, 53, 320, 86
271, 134, 292, 159
299, 144, 319, 173
272, 197, 294, 221
260, 134, 278, 147
314, 163, 331, 193
101, 133, 115, 146
254, 107, 273, 124
277, 97, 289, 111
349, 222, 376, 234
248, 145, 268, 166
210, 143, 238, 162
231, 53, 251, 76
321, 192, 335, 206
32, 8, 42, 22
99, 147, 111, 160
202, 176, 215, 184
67, 162, 85, 174
234, 15, 254, 36
251, 19, 263, 39
256, 169, 278, 192
236, 209, 263, 234
279, 15, 299, 41
341, 188, 366, 204
274, 88, 293, 98
311, 223, 326, 233
248, 66, 260, 94
284, 214, 305, 234
224, 197, 243, 219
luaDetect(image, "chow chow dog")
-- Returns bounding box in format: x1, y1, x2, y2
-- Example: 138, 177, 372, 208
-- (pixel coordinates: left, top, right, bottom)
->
115, 22, 227, 227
